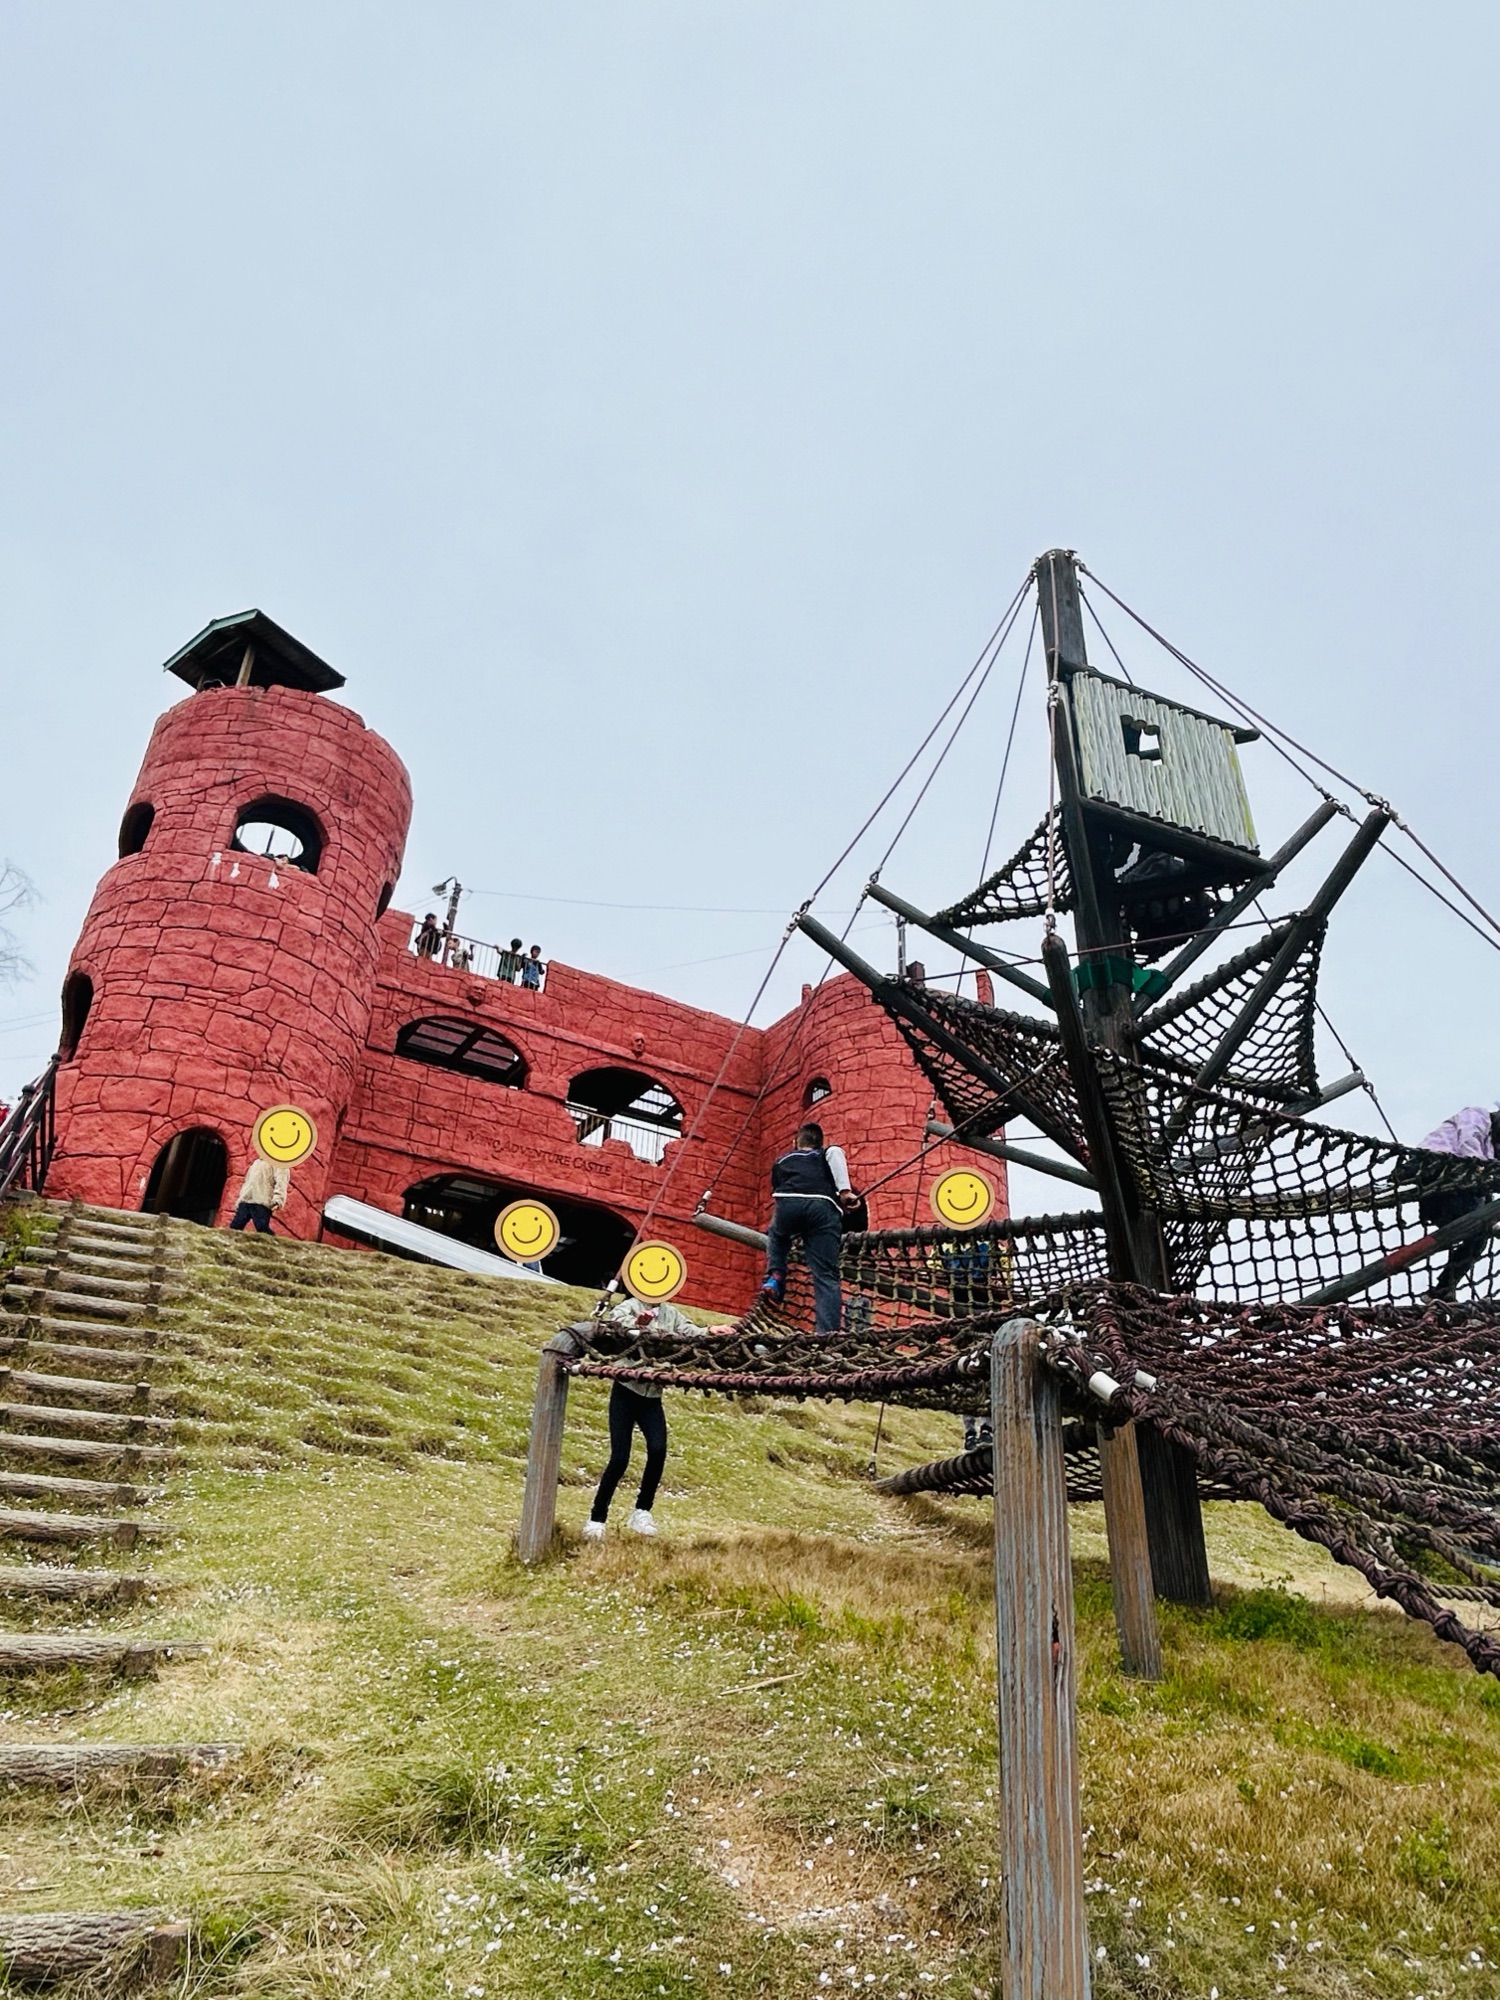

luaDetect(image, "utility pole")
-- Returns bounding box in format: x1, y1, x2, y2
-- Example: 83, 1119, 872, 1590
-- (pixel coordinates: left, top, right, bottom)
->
432, 877, 464, 968
1037, 549, 1212, 1609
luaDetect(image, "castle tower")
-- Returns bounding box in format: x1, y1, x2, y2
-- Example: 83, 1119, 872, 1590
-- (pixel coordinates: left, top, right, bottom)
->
49, 611, 412, 1233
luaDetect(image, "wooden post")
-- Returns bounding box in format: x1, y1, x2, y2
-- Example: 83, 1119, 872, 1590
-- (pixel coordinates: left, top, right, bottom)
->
1096, 1421, 1163, 1680
516, 1329, 581, 1563
991, 1317, 1091, 1999
1038, 548, 1212, 1611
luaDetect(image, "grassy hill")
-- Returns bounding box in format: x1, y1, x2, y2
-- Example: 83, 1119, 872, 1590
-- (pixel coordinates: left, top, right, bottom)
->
3, 1218, 1499, 1996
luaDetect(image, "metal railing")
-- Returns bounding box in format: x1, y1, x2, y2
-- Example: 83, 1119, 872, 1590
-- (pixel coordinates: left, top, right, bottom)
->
0, 1056, 59, 1201
566, 1103, 680, 1167
407, 921, 547, 990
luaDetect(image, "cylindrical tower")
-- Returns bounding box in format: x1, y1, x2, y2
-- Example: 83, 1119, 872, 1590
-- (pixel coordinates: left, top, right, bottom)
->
49, 613, 412, 1236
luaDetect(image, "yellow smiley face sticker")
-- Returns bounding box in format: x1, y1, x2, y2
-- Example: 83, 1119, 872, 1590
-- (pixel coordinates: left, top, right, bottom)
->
623, 1240, 687, 1303
931, 1167, 996, 1230
496, 1199, 561, 1263
253, 1104, 318, 1165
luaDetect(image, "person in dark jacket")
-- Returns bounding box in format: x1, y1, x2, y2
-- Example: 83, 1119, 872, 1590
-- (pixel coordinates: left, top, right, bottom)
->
760, 1121, 860, 1331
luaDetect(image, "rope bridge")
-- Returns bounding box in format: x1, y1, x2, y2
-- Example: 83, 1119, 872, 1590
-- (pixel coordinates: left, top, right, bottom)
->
563, 1275, 1500, 1676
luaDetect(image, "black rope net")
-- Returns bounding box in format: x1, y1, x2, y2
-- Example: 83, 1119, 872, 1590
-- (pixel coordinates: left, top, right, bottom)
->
932, 811, 1074, 927
885, 988, 1087, 1156
1128, 918, 1325, 1106
566, 1280, 1500, 1677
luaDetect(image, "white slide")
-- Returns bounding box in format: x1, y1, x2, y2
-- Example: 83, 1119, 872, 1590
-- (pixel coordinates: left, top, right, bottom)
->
321, 1194, 561, 1284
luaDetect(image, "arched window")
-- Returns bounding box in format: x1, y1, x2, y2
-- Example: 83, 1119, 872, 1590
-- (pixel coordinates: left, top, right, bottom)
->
403, 1173, 634, 1289
395, 1016, 527, 1087
375, 880, 394, 918
803, 1076, 833, 1109
232, 796, 324, 874
59, 971, 93, 1060
118, 801, 155, 857
566, 1066, 683, 1165
141, 1128, 228, 1226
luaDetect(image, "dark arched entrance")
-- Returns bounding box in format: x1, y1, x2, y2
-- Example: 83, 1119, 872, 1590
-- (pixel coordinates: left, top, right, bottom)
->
403, 1173, 635, 1288
142, 1128, 229, 1226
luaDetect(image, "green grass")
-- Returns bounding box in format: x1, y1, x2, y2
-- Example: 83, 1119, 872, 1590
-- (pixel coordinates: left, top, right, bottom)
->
1, 1220, 1499, 1995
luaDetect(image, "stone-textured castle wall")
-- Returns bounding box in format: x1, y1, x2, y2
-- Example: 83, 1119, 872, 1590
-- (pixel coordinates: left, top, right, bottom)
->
49, 684, 411, 1235
46, 667, 999, 1314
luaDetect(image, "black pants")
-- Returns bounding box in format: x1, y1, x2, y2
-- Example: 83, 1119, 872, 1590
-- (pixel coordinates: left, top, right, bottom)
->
589, 1382, 668, 1522
765, 1195, 844, 1331
229, 1203, 273, 1233
1419, 1187, 1491, 1299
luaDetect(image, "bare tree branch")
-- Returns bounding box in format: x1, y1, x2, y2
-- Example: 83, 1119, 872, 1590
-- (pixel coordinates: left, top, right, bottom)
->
0, 862, 36, 988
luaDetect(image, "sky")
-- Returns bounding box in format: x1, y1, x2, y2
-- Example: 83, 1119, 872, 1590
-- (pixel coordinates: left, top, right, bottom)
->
4, 2, 1500, 1208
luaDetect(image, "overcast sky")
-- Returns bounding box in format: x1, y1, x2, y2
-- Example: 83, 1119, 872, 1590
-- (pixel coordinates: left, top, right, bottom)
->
4, 3, 1500, 1198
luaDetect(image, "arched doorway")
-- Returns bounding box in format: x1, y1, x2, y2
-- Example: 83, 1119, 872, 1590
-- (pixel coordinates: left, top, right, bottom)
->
142, 1129, 229, 1226
403, 1173, 635, 1289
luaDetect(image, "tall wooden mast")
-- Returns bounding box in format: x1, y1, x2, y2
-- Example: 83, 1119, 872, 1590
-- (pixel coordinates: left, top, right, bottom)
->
1036, 549, 1213, 1606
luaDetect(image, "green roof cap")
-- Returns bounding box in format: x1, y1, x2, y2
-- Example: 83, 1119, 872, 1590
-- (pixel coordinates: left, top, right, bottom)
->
163, 609, 345, 693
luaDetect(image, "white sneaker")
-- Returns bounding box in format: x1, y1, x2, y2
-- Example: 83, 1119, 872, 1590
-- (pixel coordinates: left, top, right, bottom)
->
581, 1519, 606, 1541
626, 1509, 657, 1536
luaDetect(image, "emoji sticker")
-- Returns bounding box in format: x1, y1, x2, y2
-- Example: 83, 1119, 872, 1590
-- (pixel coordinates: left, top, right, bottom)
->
253, 1104, 318, 1165
496, 1199, 561, 1264
623, 1240, 687, 1303
930, 1167, 996, 1230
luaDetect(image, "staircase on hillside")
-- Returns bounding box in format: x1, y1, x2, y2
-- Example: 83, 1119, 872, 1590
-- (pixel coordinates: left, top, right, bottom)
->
0, 1199, 232, 1988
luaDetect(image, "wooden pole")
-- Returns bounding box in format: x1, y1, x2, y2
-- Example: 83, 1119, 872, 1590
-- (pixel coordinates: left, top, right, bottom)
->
1095, 1419, 1163, 1680
1038, 548, 1212, 1611
516, 1329, 581, 1563
991, 1316, 1091, 1999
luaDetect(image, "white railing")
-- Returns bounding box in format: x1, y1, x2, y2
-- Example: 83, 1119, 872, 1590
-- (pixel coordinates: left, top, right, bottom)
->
566, 1103, 678, 1167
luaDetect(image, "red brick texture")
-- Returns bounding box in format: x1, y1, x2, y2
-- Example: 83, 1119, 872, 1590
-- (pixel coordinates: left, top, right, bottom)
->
48, 685, 1005, 1313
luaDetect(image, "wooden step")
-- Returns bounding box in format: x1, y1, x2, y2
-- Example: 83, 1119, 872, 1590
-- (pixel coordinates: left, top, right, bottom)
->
0, 1432, 177, 1468
2, 1287, 142, 1323
10, 1266, 153, 1300
0, 1315, 160, 1353
0, 1369, 157, 1410
61, 1233, 159, 1256
0, 1633, 205, 1674
0, 1402, 173, 1437
0, 1507, 163, 1548
0, 1469, 154, 1508
0, 1337, 162, 1378
0, 1742, 238, 1785
0, 1911, 187, 1984
0, 1566, 151, 1603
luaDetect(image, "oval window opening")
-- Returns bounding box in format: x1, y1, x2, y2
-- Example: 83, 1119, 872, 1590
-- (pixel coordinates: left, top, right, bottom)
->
376, 880, 394, 918
118, 801, 155, 857
232, 797, 324, 874
60, 971, 93, 1059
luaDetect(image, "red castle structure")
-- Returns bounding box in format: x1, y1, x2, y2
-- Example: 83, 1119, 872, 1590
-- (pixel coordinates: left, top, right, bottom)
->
44, 612, 1004, 1312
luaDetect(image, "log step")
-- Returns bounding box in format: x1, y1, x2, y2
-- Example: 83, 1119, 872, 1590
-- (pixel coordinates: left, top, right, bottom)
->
0, 1507, 164, 1548
2, 1288, 142, 1322
8, 1267, 153, 1300
0, 1338, 163, 1378
0, 1567, 152, 1602
0, 1402, 173, 1437
0, 1742, 238, 1785
0, 1370, 159, 1409
0, 1433, 177, 1467
0, 1469, 154, 1508
0, 1912, 187, 1985
60, 1233, 157, 1259
0, 1634, 205, 1674
0, 1316, 160, 1352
